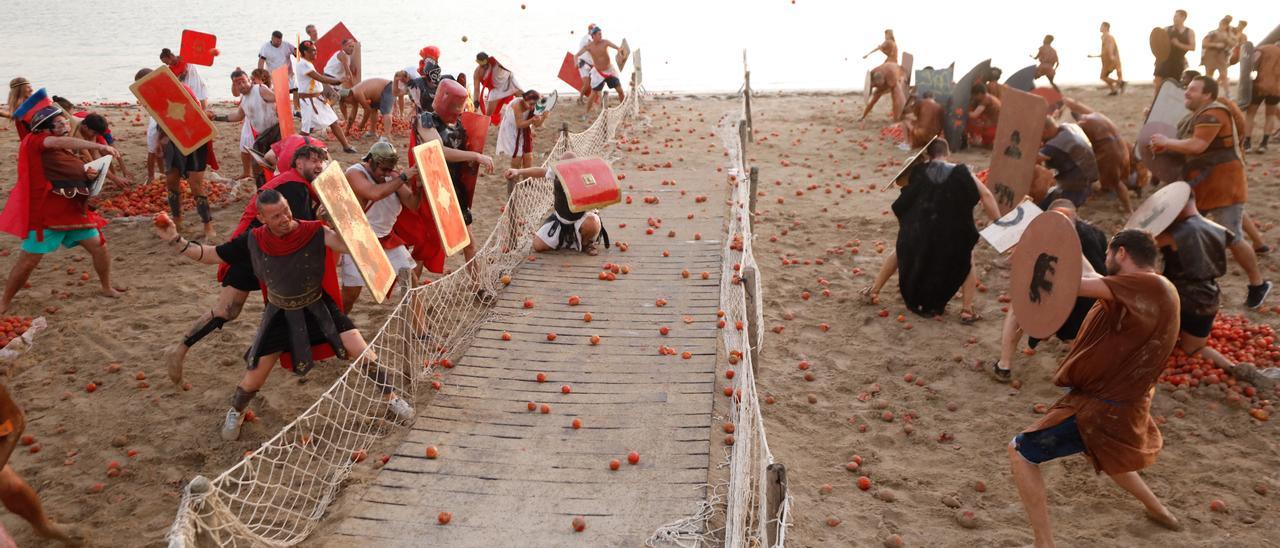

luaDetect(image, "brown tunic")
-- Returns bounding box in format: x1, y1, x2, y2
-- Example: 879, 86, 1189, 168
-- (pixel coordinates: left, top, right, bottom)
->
1179, 104, 1246, 211
1255, 45, 1280, 97
1026, 273, 1179, 474
1077, 113, 1130, 190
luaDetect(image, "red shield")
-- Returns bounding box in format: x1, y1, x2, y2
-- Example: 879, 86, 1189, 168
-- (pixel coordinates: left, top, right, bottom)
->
1010, 211, 1083, 339
180, 30, 217, 66
413, 140, 471, 256
315, 23, 355, 72
553, 158, 622, 212
271, 66, 295, 138
129, 66, 217, 155
558, 52, 584, 90
457, 112, 490, 209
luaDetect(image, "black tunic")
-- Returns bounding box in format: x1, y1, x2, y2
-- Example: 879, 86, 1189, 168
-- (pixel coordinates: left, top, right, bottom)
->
892, 161, 980, 316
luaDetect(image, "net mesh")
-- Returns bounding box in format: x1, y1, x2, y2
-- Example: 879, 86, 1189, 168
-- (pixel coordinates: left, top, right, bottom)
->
167, 72, 646, 548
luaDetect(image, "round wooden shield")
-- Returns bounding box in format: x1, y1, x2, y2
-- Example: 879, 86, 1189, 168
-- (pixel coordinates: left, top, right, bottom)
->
890, 136, 936, 188
1010, 211, 1082, 340
1136, 121, 1185, 183
1125, 181, 1190, 234
1150, 27, 1171, 62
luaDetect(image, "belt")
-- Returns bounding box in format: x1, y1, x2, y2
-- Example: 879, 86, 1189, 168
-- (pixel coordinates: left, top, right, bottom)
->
267, 285, 324, 310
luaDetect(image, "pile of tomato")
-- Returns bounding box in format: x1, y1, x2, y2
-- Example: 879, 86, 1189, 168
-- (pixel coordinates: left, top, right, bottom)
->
1159, 314, 1277, 421
93, 179, 231, 218
0, 316, 34, 348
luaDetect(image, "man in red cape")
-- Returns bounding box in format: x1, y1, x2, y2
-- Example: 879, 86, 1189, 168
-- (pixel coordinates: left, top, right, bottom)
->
156, 188, 414, 440
0, 104, 124, 314
397, 78, 493, 275
164, 143, 328, 385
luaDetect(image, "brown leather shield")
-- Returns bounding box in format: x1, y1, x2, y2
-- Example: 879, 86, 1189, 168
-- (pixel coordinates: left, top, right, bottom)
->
1010, 211, 1082, 339
1125, 181, 1191, 234
311, 162, 396, 303
1150, 27, 1171, 62
987, 87, 1048, 214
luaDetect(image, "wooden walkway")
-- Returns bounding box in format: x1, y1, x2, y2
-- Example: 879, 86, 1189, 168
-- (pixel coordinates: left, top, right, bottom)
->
327, 147, 727, 546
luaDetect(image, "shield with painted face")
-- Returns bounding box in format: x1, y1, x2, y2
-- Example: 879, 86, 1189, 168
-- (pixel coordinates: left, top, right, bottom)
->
553, 157, 622, 212
311, 161, 396, 303
986, 87, 1048, 214
558, 52, 584, 90
129, 66, 217, 155
180, 30, 217, 67
1125, 181, 1191, 234
1010, 211, 1083, 339
413, 140, 471, 256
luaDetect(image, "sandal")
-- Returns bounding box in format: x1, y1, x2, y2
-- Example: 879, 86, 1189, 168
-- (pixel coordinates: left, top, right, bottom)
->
960, 308, 983, 325
990, 360, 1012, 383
582, 241, 600, 256
1255, 245, 1271, 255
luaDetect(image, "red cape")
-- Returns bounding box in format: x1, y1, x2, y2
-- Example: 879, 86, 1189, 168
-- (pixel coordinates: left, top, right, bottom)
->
0, 132, 106, 242
251, 220, 344, 371
399, 129, 448, 273
217, 168, 311, 283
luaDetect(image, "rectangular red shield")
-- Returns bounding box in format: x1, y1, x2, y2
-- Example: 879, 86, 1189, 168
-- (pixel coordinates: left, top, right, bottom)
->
271, 66, 295, 138
413, 140, 471, 256
180, 30, 217, 66
315, 23, 355, 72
558, 52, 583, 90
129, 66, 217, 155
457, 112, 490, 209
553, 158, 622, 213
986, 87, 1047, 215
312, 162, 395, 303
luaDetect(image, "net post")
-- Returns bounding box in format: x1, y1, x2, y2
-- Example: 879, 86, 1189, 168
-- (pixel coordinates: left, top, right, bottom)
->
748, 167, 759, 215
738, 120, 749, 171
765, 463, 788, 547
742, 264, 760, 374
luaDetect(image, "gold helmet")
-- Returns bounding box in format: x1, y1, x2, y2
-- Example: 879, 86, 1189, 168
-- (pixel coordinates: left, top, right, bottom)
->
363, 140, 399, 170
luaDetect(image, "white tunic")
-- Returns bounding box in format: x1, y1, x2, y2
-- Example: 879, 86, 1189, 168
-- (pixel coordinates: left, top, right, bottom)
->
295, 59, 338, 132
338, 163, 413, 287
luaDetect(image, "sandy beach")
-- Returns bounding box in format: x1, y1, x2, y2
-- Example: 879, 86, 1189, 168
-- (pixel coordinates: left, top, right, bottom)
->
0, 81, 1277, 547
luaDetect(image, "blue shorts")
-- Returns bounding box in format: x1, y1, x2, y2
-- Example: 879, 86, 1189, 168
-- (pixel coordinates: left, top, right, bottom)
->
1013, 415, 1086, 464
20, 228, 100, 254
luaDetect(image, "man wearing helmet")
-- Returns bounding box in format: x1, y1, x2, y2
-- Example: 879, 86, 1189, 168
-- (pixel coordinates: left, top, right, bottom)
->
396, 79, 494, 273
340, 141, 421, 311
0, 100, 124, 315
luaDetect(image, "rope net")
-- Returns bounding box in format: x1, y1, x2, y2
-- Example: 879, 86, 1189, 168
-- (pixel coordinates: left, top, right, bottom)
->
715, 100, 787, 547
167, 75, 645, 548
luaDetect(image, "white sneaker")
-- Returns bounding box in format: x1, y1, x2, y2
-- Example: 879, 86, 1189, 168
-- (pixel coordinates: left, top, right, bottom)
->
221, 408, 246, 441
388, 395, 415, 424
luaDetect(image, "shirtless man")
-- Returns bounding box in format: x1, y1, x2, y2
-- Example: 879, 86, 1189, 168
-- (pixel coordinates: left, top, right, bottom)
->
0, 385, 85, 545
1201, 17, 1235, 95
862, 29, 898, 64
904, 90, 944, 148
1033, 35, 1060, 90
576, 27, 626, 114
1008, 229, 1182, 547
1243, 41, 1280, 153
346, 77, 397, 138
859, 62, 905, 121
966, 84, 1001, 148
1089, 22, 1125, 95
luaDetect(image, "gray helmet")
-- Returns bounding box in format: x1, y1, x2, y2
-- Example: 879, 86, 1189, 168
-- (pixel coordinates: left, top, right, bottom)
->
362, 140, 398, 169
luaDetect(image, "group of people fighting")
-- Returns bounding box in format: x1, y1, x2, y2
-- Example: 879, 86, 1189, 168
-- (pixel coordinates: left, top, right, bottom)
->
858, 10, 1278, 548
0, 20, 635, 545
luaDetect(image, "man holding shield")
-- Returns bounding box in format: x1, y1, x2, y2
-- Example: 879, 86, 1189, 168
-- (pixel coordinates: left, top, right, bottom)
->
575, 27, 627, 114
156, 188, 414, 440
1150, 75, 1271, 308
340, 141, 421, 311
1008, 228, 1182, 544
0, 102, 124, 315
503, 152, 609, 256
